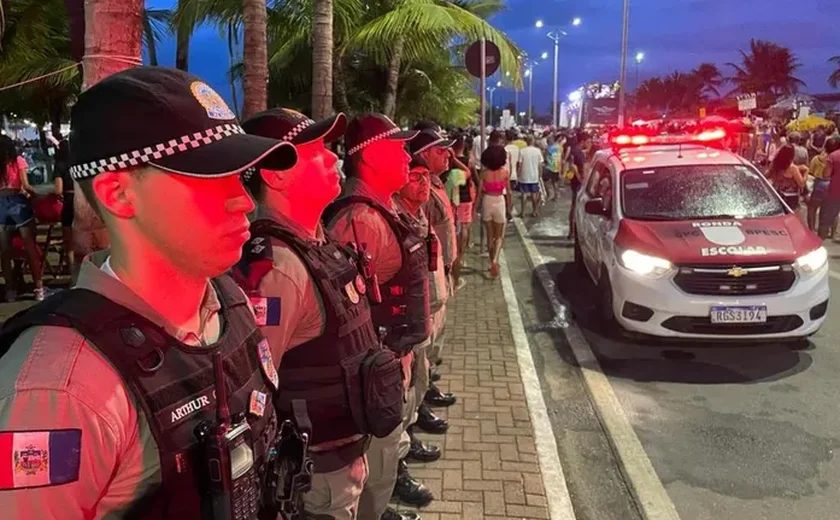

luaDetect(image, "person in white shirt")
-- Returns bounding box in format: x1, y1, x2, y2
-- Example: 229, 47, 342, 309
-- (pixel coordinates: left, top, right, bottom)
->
504, 130, 521, 186
517, 135, 544, 217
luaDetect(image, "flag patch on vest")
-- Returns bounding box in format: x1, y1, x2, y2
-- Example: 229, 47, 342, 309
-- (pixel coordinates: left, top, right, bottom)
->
250, 296, 281, 326
0, 429, 81, 489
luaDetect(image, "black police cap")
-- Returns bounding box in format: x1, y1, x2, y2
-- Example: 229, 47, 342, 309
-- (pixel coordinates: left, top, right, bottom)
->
68, 67, 297, 180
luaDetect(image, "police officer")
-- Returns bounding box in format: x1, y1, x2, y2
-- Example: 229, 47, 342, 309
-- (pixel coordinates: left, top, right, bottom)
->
393, 157, 448, 465
0, 68, 300, 519
408, 130, 458, 431
233, 108, 404, 520
323, 114, 431, 520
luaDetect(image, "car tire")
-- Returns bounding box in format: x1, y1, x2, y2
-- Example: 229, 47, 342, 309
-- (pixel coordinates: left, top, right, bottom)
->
598, 268, 620, 334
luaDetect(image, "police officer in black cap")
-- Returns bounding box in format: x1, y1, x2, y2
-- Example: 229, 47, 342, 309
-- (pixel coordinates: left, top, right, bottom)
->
233, 108, 404, 520
324, 114, 432, 520
0, 67, 303, 519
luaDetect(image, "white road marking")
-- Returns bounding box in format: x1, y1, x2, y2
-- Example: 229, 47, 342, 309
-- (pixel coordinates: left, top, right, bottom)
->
498, 251, 577, 520
512, 217, 682, 520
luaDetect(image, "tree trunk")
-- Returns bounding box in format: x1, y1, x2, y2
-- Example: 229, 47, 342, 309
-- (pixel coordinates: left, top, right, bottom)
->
382, 36, 404, 118
74, 0, 143, 257
175, 22, 190, 70
311, 0, 333, 119
49, 98, 64, 139
242, 0, 268, 119
333, 47, 350, 114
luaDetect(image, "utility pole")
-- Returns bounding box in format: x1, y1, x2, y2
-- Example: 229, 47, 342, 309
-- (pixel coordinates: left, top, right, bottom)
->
618, 0, 630, 127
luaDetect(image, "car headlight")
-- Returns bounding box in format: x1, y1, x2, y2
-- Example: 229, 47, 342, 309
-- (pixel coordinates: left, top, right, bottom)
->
618, 248, 673, 278
795, 246, 828, 274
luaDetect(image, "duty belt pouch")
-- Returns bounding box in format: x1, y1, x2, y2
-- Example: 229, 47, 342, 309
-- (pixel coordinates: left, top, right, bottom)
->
358, 349, 404, 438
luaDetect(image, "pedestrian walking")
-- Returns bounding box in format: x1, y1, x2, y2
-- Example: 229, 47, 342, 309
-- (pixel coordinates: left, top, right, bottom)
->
517, 135, 543, 217
478, 145, 510, 278
0, 136, 44, 301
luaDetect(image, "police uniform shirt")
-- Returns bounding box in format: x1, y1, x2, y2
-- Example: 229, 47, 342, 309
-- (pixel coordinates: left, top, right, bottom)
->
325, 176, 412, 388
0, 251, 231, 518
325, 177, 402, 284
253, 206, 326, 362
394, 196, 448, 312
424, 175, 457, 269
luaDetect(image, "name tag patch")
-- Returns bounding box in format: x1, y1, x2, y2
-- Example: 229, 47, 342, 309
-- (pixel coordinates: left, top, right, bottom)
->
0, 429, 81, 489
250, 296, 282, 326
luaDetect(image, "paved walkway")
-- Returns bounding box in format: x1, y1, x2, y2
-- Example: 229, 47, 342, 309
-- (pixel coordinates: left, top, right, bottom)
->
395, 247, 552, 520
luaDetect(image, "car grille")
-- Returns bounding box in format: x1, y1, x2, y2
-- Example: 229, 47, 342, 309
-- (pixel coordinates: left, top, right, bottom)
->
673, 263, 796, 296
661, 315, 804, 335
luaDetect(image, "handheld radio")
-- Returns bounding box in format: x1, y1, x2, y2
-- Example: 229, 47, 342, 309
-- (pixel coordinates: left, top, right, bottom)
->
195, 352, 260, 520
351, 219, 382, 304
426, 218, 439, 272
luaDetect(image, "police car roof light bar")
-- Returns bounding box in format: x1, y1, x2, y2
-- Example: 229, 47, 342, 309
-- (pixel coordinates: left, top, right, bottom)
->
609, 127, 726, 150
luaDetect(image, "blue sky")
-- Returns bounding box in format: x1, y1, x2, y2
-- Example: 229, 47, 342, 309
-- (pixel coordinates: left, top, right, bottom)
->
146, 0, 839, 113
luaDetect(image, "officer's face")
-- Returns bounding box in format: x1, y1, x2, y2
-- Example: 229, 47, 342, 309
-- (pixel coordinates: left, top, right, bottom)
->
422, 146, 450, 175
399, 166, 431, 205
130, 168, 255, 277
285, 139, 340, 203
363, 140, 411, 191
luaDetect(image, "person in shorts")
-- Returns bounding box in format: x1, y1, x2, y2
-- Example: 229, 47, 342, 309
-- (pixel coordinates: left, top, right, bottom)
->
0, 136, 44, 301
517, 135, 544, 217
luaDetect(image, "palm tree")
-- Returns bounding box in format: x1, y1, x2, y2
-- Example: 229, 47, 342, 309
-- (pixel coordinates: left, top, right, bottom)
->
142, 9, 171, 66
692, 63, 724, 98
727, 39, 805, 96
829, 56, 840, 89
352, 0, 520, 118
311, 0, 333, 119
242, 0, 269, 118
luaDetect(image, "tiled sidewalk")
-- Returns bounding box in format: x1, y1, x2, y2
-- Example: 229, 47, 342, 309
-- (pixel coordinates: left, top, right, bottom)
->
396, 250, 551, 520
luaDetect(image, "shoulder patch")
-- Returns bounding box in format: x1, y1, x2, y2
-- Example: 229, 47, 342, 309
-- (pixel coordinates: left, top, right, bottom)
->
0, 429, 81, 489
250, 297, 281, 326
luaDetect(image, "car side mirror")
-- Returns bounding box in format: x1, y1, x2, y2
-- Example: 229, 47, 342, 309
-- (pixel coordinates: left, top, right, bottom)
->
584, 198, 609, 216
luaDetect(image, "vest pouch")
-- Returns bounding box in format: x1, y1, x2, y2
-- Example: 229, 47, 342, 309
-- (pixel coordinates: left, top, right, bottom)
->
359, 349, 404, 438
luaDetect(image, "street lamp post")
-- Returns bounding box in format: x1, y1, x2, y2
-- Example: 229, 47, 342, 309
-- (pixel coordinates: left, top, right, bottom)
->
618, 0, 630, 126
635, 52, 644, 91
524, 59, 539, 128
487, 81, 501, 126
536, 17, 581, 128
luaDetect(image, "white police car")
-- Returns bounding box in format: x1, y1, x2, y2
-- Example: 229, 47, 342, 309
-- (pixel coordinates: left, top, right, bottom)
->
573, 129, 829, 340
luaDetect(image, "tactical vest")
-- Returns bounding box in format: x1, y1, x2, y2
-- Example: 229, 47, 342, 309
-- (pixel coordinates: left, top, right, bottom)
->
325, 196, 431, 355
0, 276, 277, 520
233, 219, 403, 446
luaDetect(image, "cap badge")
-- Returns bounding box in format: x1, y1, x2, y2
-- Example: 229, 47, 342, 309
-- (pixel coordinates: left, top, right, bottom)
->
190, 81, 235, 121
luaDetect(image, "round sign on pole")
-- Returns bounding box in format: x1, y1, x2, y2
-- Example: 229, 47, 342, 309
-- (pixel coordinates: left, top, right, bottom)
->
465, 40, 501, 78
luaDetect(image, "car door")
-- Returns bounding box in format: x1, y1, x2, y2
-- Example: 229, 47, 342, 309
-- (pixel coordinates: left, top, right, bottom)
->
592, 165, 617, 279
579, 162, 610, 279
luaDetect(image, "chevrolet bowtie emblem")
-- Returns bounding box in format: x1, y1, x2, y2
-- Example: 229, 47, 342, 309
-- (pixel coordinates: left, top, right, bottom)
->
727, 267, 748, 278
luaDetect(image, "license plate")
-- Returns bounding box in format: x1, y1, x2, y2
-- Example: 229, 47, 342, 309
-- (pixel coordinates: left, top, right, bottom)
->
710, 306, 767, 324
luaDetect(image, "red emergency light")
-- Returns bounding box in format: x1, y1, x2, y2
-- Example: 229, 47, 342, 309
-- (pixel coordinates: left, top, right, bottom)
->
609, 127, 726, 149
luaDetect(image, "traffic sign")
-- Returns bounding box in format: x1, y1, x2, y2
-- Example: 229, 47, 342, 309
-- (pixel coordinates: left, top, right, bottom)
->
465, 40, 501, 78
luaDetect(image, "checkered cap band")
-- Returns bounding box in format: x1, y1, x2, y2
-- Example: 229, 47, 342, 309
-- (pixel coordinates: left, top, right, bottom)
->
69, 123, 245, 180
284, 118, 314, 142
348, 127, 402, 156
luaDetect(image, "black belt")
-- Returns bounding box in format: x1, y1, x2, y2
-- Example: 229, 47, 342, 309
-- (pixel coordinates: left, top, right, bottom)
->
310, 435, 371, 473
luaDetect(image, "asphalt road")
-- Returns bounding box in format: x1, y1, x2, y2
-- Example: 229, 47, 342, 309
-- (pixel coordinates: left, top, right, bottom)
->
503, 193, 840, 520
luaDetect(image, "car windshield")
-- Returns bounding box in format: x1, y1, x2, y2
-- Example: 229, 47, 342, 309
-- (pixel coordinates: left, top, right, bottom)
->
620, 164, 786, 221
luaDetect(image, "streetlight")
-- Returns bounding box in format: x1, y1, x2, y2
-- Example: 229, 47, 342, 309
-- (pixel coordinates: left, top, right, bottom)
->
540, 51, 549, 60
487, 81, 501, 126
635, 52, 644, 90
536, 17, 582, 128
618, 0, 631, 126
523, 59, 540, 128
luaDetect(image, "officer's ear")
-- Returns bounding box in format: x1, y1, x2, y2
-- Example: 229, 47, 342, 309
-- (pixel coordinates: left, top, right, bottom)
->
259, 167, 292, 193
91, 169, 136, 219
